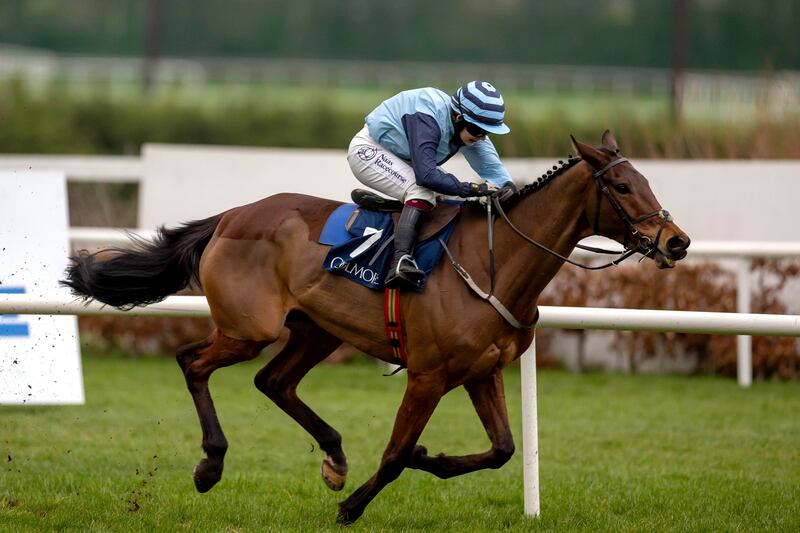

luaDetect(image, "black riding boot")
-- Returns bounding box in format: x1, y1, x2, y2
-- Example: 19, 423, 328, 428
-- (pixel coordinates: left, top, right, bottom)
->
384, 204, 425, 289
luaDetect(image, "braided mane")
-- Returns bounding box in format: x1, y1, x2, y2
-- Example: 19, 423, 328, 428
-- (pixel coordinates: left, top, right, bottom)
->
461, 154, 583, 212
504, 154, 582, 208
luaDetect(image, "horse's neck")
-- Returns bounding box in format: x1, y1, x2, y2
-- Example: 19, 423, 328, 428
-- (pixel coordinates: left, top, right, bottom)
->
491, 164, 593, 321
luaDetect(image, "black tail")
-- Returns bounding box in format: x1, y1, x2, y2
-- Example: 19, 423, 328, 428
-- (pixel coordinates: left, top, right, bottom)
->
61, 215, 221, 309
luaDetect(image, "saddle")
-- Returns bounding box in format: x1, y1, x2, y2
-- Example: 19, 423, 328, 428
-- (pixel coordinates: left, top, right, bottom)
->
351, 189, 461, 241
351, 189, 404, 212
318, 190, 463, 291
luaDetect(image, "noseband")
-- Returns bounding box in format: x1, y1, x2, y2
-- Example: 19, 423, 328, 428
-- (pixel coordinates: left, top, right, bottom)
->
591, 157, 672, 258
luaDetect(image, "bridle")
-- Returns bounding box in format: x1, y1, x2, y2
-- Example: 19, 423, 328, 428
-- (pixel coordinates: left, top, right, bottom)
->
494, 156, 672, 271
439, 155, 674, 329
589, 157, 672, 261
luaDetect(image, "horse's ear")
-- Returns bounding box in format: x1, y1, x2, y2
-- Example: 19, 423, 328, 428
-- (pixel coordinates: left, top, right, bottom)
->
601, 129, 619, 152
571, 134, 608, 168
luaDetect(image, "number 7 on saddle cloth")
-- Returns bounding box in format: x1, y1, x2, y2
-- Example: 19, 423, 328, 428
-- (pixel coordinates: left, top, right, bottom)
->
319, 204, 458, 291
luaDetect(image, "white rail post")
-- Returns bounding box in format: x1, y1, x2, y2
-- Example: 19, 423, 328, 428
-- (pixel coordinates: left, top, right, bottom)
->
737, 258, 753, 387
521, 331, 540, 517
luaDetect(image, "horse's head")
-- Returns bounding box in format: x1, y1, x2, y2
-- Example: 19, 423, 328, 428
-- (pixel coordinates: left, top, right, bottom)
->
573, 130, 690, 268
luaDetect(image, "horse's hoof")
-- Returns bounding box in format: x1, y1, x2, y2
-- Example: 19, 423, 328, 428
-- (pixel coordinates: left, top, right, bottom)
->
321, 455, 347, 491
193, 458, 223, 493
336, 502, 362, 525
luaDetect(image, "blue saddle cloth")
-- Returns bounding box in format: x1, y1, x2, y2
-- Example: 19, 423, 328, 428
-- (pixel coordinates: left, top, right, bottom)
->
319, 203, 458, 291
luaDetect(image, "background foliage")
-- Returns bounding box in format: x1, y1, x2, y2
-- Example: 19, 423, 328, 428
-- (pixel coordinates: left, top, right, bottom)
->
540, 260, 800, 379
3, 79, 799, 159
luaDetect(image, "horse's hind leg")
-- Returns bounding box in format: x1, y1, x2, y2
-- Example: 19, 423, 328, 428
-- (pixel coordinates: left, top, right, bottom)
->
253, 313, 347, 490
177, 329, 268, 493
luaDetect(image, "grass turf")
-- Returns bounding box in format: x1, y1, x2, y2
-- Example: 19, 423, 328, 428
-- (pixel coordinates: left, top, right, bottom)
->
1, 353, 798, 532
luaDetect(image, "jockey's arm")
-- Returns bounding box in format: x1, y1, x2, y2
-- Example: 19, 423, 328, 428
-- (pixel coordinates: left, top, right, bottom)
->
402, 113, 488, 198
461, 138, 514, 188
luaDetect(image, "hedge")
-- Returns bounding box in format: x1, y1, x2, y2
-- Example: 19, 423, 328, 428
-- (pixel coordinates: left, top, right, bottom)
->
2, 79, 799, 159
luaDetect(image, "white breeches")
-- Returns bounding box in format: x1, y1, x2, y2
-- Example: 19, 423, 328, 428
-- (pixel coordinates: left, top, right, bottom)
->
347, 125, 437, 205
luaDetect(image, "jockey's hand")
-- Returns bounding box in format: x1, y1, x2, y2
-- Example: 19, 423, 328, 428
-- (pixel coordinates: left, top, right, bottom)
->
460, 181, 492, 198
494, 181, 519, 203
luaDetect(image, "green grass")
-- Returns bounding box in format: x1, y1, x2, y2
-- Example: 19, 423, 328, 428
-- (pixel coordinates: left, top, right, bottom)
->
1, 354, 798, 532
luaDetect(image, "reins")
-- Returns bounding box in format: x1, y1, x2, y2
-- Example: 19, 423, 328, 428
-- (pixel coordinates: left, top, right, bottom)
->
441, 155, 673, 329
493, 194, 638, 271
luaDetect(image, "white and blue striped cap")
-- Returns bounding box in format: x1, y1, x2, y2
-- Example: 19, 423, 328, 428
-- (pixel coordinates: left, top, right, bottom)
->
450, 81, 510, 135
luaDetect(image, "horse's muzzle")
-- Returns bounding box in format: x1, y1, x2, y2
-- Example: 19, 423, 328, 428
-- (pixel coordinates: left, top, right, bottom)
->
653, 234, 691, 269
667, 235, 691, 259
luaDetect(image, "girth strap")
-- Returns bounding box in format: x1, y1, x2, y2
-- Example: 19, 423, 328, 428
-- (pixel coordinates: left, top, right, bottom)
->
383, 287, 408, 364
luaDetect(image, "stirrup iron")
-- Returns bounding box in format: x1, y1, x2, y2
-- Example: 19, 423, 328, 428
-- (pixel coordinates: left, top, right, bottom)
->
385, 254, 423, 289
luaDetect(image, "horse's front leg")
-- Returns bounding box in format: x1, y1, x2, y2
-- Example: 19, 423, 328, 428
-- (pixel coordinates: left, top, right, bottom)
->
177, 330, 267, 493
409, 370, 515, 478
337, 371, 445, 524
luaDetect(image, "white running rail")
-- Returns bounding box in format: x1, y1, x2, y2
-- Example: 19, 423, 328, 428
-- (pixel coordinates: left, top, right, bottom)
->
4, 294, 798, 335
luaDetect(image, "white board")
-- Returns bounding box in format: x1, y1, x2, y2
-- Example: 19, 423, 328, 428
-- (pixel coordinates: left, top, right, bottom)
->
139, 143, 800, 243
0, 171, 84, 404
140, 144, 354, 228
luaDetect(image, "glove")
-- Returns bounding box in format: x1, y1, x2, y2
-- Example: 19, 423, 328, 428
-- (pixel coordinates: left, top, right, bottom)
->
460, 181, 492, 198
494, 181, 519, 203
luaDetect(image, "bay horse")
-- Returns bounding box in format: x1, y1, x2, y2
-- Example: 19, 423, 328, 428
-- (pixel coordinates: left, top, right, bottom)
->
62, 131, 690, 524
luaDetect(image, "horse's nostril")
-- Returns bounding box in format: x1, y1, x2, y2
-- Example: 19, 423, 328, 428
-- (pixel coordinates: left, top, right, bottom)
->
667, 235, 690, 252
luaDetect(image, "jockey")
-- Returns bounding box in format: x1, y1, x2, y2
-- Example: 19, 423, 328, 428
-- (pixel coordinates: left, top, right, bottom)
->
347, 80, 518, 290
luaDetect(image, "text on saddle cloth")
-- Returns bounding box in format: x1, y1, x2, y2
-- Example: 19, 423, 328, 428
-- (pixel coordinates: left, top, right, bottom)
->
319, 203, 460, 291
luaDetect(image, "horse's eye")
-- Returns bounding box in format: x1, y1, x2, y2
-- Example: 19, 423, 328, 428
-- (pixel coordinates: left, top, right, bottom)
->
614, 184, 631, 194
